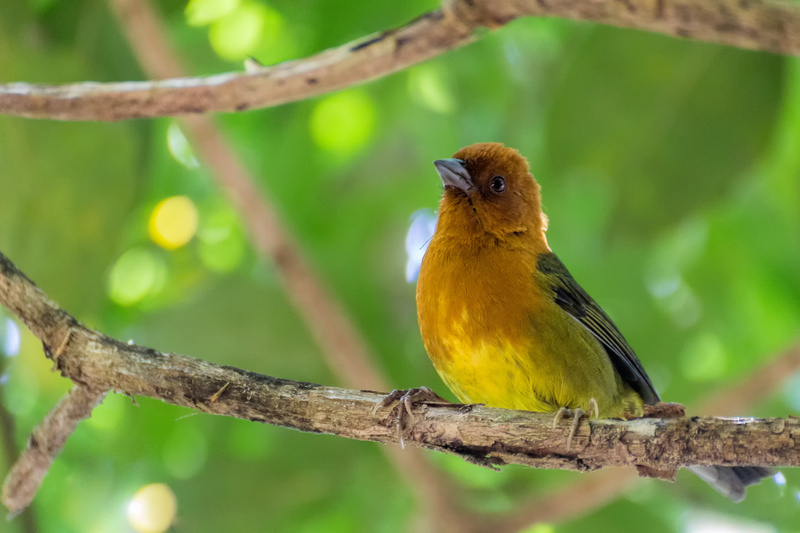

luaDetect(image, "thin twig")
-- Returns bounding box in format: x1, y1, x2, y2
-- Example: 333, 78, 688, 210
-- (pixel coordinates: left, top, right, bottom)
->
1, 0, 799, 121
0, 338, 41, 532
2, 385, 107, 514
108, 1, 466, 531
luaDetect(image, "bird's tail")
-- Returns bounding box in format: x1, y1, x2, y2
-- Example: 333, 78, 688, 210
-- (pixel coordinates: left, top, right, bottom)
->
689, 465, 774, 502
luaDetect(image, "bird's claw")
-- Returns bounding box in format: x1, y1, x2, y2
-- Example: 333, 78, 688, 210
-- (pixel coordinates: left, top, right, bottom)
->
588, 397, 599, 419
373, 387, 449, 448
553, 398, 599, 451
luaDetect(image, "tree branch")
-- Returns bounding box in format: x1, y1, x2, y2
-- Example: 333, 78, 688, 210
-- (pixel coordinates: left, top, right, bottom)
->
1, 0, 799, 121
1, 251, 797, 514
0, 331, 41, 531
494, 339, 800, 533
2, 386, 106, 515
1, 1, 795, 527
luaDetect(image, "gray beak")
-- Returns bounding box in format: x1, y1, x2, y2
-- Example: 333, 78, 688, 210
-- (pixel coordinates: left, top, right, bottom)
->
433, 158, 473, 193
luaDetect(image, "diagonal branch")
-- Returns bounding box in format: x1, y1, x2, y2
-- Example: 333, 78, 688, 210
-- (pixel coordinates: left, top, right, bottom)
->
1, 385, 106, 515
0, 330, 41, 531
1, 0, 799, 121
109, 0, 387, 394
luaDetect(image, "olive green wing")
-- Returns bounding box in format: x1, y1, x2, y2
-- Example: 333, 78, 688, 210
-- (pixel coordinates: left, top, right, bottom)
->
537, 252, 661, 405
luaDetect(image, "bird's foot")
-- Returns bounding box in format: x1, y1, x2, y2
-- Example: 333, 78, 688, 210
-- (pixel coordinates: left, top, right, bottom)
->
372, 387, 450, 448
553, 398, 598, 451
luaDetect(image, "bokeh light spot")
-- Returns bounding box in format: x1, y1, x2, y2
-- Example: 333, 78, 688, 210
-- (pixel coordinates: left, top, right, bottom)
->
167, 123, 199, 169
685, 511, 775, 533
310, 90, 376, 154
148, 196, 199, 250
185, 0, 239, 26
3, 318, 21, 356
251, 4, 287, 59
782, 370, 800, 411
209, 2, 277, 61
405, 209, 437, 283
680, 333, 727, 382
108, 248, 167, 306
127, 483, 177, 533
408, 65, 454, 114
198, 203, 246, 272
521, 525, 555, 533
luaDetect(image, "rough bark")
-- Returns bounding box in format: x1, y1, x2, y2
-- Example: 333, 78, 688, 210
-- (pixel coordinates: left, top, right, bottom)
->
1, 250, 796, 481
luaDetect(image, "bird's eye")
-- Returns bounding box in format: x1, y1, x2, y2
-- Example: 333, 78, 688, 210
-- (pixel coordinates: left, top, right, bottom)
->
490, 176, 507, 194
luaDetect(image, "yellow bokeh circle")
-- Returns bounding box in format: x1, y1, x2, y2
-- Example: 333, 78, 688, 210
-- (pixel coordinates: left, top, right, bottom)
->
310, 90, 376, 153
148, 196, 199, 250
127, 483, 177, 533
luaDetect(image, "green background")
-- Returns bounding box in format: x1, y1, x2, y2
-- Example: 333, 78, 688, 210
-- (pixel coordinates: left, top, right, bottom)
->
1, 1, 799, 532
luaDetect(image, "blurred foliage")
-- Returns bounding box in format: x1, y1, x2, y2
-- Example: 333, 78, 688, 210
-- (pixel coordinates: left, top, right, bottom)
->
1, 1, 800, 532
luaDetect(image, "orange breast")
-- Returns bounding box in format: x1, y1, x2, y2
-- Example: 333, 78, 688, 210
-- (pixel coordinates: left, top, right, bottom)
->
416, 235, 549, 409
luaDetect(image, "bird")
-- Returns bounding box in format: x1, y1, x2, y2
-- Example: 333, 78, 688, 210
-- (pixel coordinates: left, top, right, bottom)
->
413, 142, 772, 502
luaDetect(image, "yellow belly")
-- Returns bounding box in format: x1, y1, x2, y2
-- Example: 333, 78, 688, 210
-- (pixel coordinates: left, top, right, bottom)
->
416, 243, 643, 419
432, 334, 558, 412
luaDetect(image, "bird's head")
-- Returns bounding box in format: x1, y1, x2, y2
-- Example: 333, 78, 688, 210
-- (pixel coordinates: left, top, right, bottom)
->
434, 143, 547, 244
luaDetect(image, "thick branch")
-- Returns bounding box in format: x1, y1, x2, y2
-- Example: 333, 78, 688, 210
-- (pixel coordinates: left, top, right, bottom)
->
22, 335, 800, 471
1, 0, 799, 121
2, 251, 798, 480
